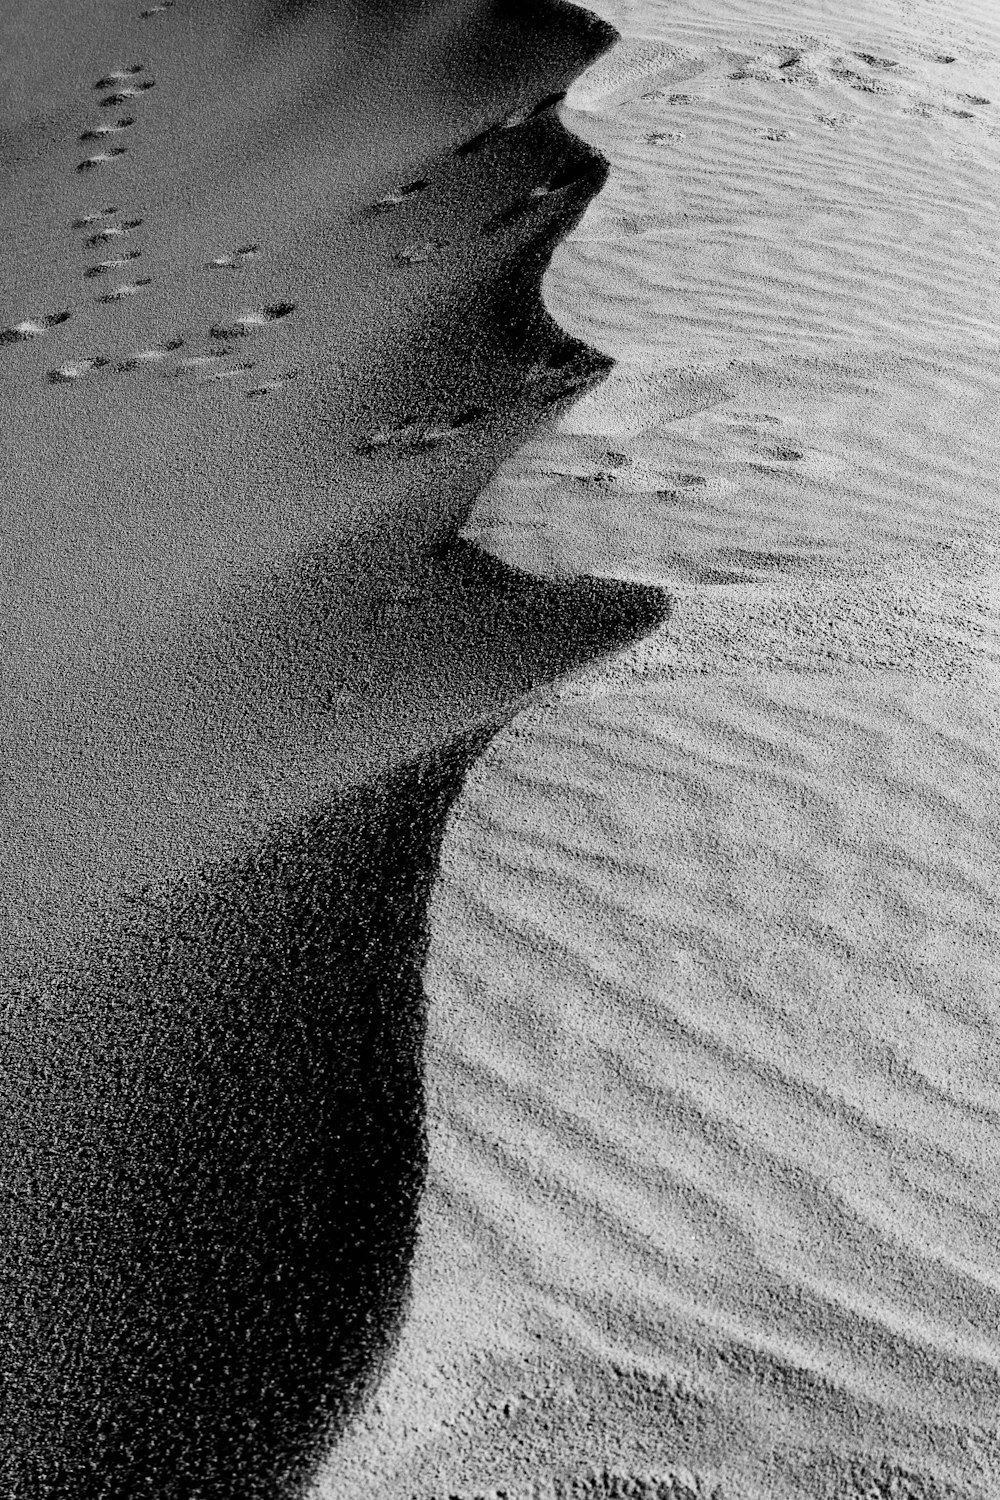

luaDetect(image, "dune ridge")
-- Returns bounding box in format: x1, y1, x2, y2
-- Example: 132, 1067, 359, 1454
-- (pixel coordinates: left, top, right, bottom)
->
318, 0, 1000, 1496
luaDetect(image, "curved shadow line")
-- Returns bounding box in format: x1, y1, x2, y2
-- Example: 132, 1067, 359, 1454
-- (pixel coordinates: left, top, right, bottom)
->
0, 5, 673, 1498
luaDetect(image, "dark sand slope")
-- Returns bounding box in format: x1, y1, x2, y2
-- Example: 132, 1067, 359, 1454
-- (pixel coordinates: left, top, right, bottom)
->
0, 0, 667, 1493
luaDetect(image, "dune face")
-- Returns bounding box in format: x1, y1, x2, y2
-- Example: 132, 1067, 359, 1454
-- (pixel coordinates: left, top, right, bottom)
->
319, 0, 1000, 1497
0, 0, 672, 1494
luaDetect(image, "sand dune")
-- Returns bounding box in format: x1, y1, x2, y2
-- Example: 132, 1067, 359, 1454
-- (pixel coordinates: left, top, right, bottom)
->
2, 0, 998, 1492
318, 0, 1000, 1496
1, 1, 666, 1492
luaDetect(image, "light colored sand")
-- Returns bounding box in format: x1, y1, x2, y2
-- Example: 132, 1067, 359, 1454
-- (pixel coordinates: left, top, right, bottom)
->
317, 0, 1000, 1495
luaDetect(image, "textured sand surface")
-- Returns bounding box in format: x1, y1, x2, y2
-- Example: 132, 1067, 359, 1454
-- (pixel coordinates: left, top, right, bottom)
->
318, 0, 1000, 1496
1, 2, 671, 1493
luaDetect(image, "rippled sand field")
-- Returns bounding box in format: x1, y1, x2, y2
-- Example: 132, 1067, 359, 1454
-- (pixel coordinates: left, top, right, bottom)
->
318, 0, 1000, 1495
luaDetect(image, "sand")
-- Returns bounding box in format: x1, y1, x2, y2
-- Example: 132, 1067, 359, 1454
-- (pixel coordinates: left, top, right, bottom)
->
1, 0, 998, 1494
316, 0, 1000, 1497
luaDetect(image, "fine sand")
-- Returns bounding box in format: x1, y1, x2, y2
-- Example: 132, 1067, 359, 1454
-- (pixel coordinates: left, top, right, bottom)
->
318, 0, 1000, 1498
1, 0, 998, 1495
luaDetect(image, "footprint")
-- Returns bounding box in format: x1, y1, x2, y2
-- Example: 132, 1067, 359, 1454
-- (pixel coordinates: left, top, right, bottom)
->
354, 420, 424, 454
749, 443, 804, 473
1, 310, 71, 345
99, 81, 154, 106
84, 219, 142, 246
80, 118, 135, 141
96, 279, 152, 303
831, 60, 894, 94
85, 251, 142, 277
94, 66, 145, 89
407, 406, 488, 447
171, 353, 227, 377
116, 338, 184, 371
482, 168, 589, 233
854, 51, 902, 71
393, 240, 446, 265
818, 111, 856, 128
482, 197, 540, 234
77, 148, 128, 172
371, 177, 430, 212
47, 357, 109, 383
498, 88, 566, 129
245, 369, 299, 398
662, 471, 707, 487
453, 89, 567, 157
206, 244, 261, 270
197, 361, 256, 384
355, 406, 485, 452
208, 302, 296, 339
72, 207, 118, 227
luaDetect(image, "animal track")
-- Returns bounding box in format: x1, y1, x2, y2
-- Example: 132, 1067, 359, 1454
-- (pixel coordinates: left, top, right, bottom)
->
96, 279, 152, 302
206, 244, 260, 269
454, 89, 566, 156
48, 357, 109, 383
354, 406, 485, 453
197, 361, 256, 384
748, 443, 805, 473
1, 311, 71, 345
208, 302, 296, 339
854, 51, 901, 71
394, 240, 447, 265
831, 58, 895, 94
94, 66, 145, 89
77, 149, 128, 172
491, 158, 605, 224
370, 177, 431, 212
245, 369, 299, 398
99, 81, 155, 106
84, 220, 143, 246
84, 251, 142, 277
116, 338, 183, 371
171, 354, 227, 377
80, 118, 135, 141
72, 207, 118, 227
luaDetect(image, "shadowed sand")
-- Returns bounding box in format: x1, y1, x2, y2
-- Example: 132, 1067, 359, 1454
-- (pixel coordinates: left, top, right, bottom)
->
0, 0, 669, 1493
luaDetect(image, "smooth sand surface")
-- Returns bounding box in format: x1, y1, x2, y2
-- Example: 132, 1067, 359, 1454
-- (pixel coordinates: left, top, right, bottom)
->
318, 1, 1000, 1497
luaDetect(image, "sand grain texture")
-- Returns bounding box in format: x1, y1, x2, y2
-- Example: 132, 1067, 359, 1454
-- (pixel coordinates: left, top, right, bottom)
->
318, 0, 1000, 1495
